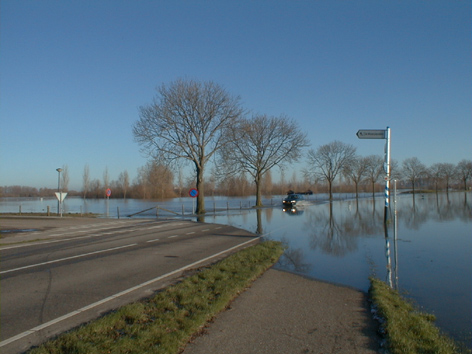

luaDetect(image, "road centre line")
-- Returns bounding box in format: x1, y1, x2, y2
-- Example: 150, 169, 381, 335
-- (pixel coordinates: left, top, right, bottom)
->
0, 235, 260, 349
0, 244, 137, 275
146, 238, 160, 243
168, 235, 178, 238
186, 232, 195, 235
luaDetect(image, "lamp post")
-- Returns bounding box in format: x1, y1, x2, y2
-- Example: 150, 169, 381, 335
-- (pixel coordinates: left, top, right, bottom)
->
56, 168, 62, 216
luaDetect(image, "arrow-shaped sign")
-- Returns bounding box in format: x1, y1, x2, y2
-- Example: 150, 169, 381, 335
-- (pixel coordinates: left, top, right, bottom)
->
356, 129, 386, 139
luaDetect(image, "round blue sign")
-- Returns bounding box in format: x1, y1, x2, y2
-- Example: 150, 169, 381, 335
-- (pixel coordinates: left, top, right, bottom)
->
189, 188, 199, 198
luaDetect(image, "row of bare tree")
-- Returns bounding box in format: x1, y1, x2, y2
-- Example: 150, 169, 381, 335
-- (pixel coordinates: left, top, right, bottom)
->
133, 79, 472, 213
1, 155, 470, 199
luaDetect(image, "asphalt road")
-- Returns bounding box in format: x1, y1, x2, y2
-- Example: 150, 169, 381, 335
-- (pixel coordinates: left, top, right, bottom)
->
0, 217, 259, 354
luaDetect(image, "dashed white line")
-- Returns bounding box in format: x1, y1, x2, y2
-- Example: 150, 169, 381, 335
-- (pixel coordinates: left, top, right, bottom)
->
168, 235, 178, 239
202, 229, 210, 232
146, 239, 160, 243
186, 232, 195, 235
0, 244, 137, 275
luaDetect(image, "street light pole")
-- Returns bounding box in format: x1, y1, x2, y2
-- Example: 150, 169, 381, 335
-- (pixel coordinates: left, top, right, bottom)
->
56, 168, 62, 216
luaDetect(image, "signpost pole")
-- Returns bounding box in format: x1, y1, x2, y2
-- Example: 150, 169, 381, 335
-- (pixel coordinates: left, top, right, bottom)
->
356, 126, 391, 223
384, 127, 391, 223
105, 189, 112, 217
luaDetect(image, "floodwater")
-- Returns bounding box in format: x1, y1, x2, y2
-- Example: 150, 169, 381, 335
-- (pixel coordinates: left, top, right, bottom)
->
1, 192, 471, 348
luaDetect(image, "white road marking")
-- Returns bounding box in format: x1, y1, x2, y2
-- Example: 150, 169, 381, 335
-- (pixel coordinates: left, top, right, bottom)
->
146, 239, 160, 243
0, 244, 137, 275
168, 235, 178, 239
186, 232, 195, 235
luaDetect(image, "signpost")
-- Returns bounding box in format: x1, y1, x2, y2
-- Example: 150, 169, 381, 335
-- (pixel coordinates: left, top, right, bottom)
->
189, 188, 199, 214
357, 127, 391, 222
54, 192, 67, 217
106, 188, 111, 217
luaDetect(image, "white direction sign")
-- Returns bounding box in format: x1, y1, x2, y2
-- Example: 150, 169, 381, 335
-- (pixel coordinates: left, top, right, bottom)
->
356, 129, 386, 139
55, 192, 68, 202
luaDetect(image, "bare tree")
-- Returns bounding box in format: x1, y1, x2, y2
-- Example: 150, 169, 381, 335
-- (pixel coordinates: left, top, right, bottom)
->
306, 141, 356, 200
456, 159, 472, 191
82, 164, 90, 199
428, 163, 443, 192
103, 167, 110, 193
343, 155, 368, 198
402, 157, 426, 194
117, 170, 130, 199
364, 155, 384, 198
61, 165, 70, 192
438, 163, 455, 192
133, 79, 243, 214
220, 114, 308, 207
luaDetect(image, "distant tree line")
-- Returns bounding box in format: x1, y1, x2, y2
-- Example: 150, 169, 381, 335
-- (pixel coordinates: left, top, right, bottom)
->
2, 156, 470, 199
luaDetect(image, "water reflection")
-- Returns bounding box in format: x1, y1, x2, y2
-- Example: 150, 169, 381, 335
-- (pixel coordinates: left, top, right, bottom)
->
302, 200, 385, 257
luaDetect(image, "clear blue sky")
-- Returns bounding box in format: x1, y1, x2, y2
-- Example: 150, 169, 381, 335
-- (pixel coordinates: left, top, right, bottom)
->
1, 1, 470, 190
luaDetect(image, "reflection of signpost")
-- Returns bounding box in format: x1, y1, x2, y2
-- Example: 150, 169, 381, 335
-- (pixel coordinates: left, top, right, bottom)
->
189, 188, 198, 214
357, 127, 391, 222
54, 192, 67, 217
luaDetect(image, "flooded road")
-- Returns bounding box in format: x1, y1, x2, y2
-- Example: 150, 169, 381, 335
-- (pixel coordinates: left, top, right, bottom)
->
1, 192, 471, 348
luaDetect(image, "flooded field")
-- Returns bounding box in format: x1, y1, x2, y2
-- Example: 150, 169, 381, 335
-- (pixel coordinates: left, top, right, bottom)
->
1, 192, 471, 348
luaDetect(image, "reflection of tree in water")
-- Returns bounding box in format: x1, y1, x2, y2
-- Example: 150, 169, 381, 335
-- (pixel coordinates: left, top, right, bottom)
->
305, 201, 384, 257
277, 237, 311, 273
398, 192, 471, 229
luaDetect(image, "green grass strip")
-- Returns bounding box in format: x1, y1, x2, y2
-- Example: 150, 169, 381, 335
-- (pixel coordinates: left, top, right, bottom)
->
28, 240, 284, 354
369, 277, 468, 354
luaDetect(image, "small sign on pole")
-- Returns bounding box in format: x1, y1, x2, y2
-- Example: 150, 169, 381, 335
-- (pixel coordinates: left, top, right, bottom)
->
106, 188, 112, 197
189, 188, 199, 215
356, 129, 386, 139
55, 192, 67, 202
54, 192, 67, 217
188, 188, 199, 198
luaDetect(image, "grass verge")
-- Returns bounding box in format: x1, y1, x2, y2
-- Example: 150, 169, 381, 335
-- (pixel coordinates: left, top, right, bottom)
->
27, 240, 285, 354
369, 277, 469, 354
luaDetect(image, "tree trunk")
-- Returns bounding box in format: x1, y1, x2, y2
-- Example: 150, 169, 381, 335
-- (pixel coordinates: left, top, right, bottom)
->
196, 165, 205, 214
255, 173, 263, 207
328, 179, 333, 201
